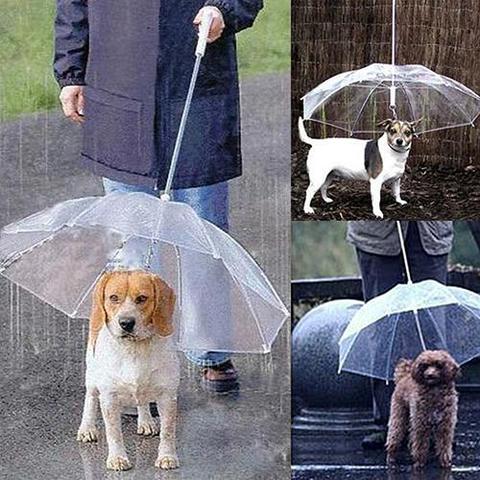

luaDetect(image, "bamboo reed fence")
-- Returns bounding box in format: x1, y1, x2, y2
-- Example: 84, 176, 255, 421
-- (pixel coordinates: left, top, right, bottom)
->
292, 0, 480, 167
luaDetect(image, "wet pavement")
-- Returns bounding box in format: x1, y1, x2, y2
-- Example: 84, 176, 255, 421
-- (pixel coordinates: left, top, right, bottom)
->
292, 394, 480, 480
0, 73, 290, 480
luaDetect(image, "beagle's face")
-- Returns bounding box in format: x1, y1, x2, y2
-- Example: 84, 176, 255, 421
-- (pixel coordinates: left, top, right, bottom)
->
378, 119, 421, 150
91, 270, 176, 343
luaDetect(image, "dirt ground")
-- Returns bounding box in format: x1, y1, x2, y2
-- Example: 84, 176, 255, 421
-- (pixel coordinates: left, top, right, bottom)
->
292, 150, 480, 221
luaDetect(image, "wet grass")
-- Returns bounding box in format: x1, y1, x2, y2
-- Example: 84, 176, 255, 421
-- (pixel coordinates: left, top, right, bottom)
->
237, 0, 290, 77
0, 0, 57, 120
0, 0, 289, 121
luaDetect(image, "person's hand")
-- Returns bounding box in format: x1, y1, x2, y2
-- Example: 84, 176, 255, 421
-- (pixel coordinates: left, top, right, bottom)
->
59, 85, 85, 124
193, 6, 225, 43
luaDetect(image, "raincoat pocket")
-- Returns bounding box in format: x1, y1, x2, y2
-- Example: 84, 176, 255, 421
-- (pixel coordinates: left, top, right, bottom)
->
82, 87, 150, 174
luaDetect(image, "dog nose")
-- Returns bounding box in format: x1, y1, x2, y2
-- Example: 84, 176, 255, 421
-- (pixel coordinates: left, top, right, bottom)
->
396, 138, 404, 146
119, 317, 136, 332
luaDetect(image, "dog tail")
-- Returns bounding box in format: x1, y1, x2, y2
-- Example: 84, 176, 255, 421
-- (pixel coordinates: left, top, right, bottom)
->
394, 359, 413, 383
298, 117, 314, 146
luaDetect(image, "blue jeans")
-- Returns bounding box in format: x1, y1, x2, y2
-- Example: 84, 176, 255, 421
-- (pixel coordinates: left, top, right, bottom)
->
103, 177, 230, 367
356, 222, 449, 426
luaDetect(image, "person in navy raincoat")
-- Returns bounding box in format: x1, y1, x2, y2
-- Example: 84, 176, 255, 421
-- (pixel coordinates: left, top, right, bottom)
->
54, 0, 263, 391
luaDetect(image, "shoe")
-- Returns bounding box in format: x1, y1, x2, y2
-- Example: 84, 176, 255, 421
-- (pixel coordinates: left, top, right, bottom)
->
202, 360, 239, 393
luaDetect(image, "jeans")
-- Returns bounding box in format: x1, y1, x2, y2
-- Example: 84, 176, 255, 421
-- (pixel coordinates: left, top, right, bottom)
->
356, 222, 449, 426
103, 177, 230, 368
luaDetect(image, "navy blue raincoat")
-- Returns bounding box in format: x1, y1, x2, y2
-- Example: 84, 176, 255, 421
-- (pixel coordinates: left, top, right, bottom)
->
54, 0, 263, 188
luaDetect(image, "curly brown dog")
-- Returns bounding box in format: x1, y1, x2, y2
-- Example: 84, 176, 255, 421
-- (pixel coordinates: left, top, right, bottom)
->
386, 350, 460, 470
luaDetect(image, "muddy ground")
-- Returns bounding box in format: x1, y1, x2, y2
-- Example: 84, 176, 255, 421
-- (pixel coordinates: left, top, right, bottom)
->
292, 150, 480, 220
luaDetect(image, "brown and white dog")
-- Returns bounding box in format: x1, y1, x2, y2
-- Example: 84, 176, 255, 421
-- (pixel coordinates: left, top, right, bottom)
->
386, 350, 460, 470
299, 117, 421, 218
77, 270, 179, 471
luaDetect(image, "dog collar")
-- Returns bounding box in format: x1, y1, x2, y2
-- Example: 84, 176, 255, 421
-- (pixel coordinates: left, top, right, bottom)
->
388, 143, 411, 154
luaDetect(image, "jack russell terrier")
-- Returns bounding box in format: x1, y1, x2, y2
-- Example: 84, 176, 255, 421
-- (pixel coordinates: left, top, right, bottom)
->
77, 270, 179, 471
299, 117, 421, 218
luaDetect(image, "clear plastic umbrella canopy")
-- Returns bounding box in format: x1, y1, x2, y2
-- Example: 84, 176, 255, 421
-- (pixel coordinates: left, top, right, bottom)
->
0, 192, 288, 353
338, 279, 480, 381
303, 63, 480, 135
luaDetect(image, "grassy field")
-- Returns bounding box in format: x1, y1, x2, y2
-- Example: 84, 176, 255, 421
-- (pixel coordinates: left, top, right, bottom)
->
0, 0, 290, 120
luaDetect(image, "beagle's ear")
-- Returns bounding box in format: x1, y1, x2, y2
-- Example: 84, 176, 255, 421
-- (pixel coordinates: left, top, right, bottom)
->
377, 118, 393, 129
151, 276, 176, 337
89, 273, 112, 350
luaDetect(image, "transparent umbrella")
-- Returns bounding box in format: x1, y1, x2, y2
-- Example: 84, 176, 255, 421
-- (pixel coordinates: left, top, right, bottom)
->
302, 0, 480, 135
338, 222, 480, 381
0, 192, 288, 353
302, 63, 480, 135
338, 278, 480, 381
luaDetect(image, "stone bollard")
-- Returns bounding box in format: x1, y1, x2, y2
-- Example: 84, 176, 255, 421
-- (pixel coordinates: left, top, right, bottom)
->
292, 299, 382, 465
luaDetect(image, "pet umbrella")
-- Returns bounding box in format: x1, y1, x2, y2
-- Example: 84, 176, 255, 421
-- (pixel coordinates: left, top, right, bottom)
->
0, 12, 288, 354
338, 222, 480, 381
302, 0, 480, 135
0, 192, 288, 353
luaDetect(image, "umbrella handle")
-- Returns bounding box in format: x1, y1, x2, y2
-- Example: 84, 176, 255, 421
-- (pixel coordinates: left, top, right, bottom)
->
159, 10, 214, 196
389, 85, 397, 110
196, 10, 214, 58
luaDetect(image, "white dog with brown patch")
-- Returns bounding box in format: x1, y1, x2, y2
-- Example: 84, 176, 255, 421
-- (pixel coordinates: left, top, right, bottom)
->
76, 270, 179, 472
299, 117, 421, 218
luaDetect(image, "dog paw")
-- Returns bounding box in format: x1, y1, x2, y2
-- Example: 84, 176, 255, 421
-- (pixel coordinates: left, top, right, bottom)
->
413, 461, 426, 470
137, 418, 160, 436
373, 210, 384, 219
396, 199, 407, 206
386, 452, 395, 465
438, 453, 453, 469
106, 455, 132, 471
304, 206, 315, 215
155, 454, 179, 470
324, 197, 333, 204
77, 426, 99, 443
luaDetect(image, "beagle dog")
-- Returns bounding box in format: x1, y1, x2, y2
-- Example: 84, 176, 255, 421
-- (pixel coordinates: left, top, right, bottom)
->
77, 270, 179, 471
299, 117, 421, 218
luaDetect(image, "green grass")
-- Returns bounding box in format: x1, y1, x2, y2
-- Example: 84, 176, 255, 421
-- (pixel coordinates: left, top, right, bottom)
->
237, 0, 290, 77
0, 0, 289, 120
0, 0, 58, 120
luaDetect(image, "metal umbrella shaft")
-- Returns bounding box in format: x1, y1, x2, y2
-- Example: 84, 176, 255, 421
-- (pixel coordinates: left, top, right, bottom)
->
396, 221, 427, 351
390, 0, 397, 112
158, 11, 214, 197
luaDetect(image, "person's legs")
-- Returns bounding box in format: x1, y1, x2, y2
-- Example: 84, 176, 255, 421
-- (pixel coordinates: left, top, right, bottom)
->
103, 178, 158, 196
174, 181, 229, 231
406, 222, 448, 285
174, 182, 237, 391
174, 182, 233, 371
356, 247, 404, 448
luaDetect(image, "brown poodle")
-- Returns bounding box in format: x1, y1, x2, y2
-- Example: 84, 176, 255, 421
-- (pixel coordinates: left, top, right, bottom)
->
386, 350, 460, 470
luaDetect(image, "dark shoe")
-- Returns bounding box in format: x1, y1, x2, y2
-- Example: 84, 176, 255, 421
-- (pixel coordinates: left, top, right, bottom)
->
362, 430, 387, 450
202, 360, 239, 393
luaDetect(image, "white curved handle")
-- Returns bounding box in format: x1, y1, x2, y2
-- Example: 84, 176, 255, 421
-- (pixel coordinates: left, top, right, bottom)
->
196, 10, 214, 57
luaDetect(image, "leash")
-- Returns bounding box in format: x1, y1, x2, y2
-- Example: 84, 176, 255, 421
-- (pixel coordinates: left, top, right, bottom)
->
396, 221, 427, 351
156, 10, 214, 198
